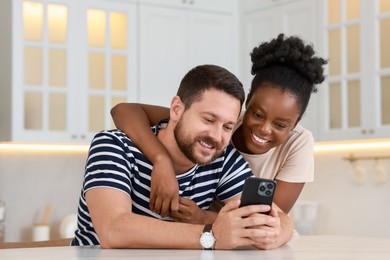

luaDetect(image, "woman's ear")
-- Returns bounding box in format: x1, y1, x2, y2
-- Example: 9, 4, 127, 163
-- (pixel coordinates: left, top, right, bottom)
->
169, 96, 184, 121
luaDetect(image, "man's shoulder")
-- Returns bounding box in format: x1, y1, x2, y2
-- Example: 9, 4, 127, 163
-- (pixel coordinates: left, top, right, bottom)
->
90, 129, 135, 150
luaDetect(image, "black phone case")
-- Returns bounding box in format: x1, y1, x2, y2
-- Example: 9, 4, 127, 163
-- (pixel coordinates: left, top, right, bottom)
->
239, 177, 276, 214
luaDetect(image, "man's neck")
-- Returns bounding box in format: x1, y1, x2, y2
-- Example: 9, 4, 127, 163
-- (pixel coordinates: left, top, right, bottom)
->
157, 127, 196, 175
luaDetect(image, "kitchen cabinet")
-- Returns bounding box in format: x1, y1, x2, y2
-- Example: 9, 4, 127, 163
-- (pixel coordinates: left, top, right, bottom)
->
0, 0, 137, 143
318, 0, 390, 141
138, 0, 238, 106
140, 0, 235, 13
240, 0, 320, 139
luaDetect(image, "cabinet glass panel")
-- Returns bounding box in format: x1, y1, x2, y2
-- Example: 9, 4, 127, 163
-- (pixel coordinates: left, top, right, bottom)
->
380, 0, 390, 12
47, 4, 67, 43
88, 9, 106, 47
329, 83, 342, 128
329, 29, 341, 76
23, 1, 43, 41
24, 47, 43, 85
110, 97, 127, 128
346, 0, 359, 20
24, 92, 42, 130
89, 96, 105, 132
49, 93, 66, 130
110, 12, 127, 49
347, 80, 360, 127
347, 25, 360, 73
328, 0, 340, 24
380, 18, 390, 69
89, 52, 105, 89
111, 54, 127, 90
49, 49, 66, 87
381, 76, 390, 125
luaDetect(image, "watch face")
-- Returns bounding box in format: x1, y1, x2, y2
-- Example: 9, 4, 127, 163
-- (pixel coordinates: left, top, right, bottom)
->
200, 232, 215, 249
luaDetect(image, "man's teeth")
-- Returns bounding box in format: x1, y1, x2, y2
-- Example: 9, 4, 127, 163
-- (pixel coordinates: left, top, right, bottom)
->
200, 141, 213, 148
252, 133, 268, 143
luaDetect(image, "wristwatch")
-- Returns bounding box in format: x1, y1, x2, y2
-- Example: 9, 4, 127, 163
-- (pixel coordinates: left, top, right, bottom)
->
199, 224, 216, 250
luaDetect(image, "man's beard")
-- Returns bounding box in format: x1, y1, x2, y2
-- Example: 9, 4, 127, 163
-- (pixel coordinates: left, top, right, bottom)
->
173, 118, 223, 165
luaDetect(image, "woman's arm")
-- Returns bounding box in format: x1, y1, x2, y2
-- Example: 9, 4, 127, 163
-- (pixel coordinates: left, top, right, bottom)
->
111, 103, 178, 216
274, 181, 304, 214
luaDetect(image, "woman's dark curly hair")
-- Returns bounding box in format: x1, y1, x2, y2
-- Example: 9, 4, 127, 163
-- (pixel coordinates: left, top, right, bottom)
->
249, 33, 327, 122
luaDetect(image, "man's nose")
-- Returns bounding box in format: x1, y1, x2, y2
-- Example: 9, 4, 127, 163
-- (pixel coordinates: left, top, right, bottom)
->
208, 126, 223, 144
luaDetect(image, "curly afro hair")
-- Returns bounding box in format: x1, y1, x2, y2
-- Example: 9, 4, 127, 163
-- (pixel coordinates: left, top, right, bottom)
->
248, 33, 328, 121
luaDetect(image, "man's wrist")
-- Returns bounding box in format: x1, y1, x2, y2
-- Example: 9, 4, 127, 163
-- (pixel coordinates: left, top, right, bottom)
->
199, 224, 216, 250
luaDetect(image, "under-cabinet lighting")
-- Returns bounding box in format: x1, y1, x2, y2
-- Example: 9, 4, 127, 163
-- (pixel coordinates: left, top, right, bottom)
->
1, 139, 390, 153
0, 143, 89, 152
314, 139, 390, 152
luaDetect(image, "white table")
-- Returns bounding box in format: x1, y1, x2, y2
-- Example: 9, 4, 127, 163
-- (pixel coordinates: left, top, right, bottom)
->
1, 235, 390, 260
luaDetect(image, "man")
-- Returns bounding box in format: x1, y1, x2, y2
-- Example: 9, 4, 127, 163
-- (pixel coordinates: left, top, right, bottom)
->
72, 65, 288, 249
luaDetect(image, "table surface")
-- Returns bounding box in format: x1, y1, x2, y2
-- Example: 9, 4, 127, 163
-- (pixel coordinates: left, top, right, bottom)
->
1, 235, 390, 260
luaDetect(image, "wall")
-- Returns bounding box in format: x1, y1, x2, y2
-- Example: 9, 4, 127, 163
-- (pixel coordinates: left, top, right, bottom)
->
0, 150, 87, 242
1, 146, 389, 242
297, 147, 390, 238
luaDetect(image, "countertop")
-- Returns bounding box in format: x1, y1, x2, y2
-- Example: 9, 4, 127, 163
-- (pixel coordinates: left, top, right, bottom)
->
1, 235, 390, 260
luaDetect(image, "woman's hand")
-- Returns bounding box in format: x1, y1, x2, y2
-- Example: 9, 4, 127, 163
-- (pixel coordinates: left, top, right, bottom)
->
149, 158, 179, 217
169, 198, 217, 224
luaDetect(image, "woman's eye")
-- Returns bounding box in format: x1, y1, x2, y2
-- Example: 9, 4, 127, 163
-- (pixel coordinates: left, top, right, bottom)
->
253, 112, 263, 119
275, 123, 287, 129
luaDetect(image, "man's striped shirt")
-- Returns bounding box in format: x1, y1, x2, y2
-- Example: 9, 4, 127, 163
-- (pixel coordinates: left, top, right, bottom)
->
72, 123, 253, 246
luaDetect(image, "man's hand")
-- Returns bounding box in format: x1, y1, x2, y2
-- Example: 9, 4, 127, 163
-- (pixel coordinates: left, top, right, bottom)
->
211, 200, 274, 249
248, 203, 294, 250
149, 159, 179, 217
169, 198, 217, 224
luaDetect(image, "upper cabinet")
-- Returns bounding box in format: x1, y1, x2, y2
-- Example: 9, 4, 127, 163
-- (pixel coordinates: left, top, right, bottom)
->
138, 0, 238, 106
318, 0, 390, 141
240, 0, 320, 139
0, 0, 138, 143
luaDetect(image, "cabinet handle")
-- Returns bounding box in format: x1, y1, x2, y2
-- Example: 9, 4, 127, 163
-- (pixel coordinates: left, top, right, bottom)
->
361, 129, 367, 134
189, 0, 194, 4
369, 129, 374, 134
71, 134, 77, 139
182, 0, 187, 3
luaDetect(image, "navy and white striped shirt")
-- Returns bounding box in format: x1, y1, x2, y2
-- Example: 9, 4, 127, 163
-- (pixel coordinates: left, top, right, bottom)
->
72, 122, 253, 246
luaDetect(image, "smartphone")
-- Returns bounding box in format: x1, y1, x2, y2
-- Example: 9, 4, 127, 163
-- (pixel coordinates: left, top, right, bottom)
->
239, 177, 276, 215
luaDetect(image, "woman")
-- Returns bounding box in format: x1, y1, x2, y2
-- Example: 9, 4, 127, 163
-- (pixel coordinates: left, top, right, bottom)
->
111, 33, 327, 248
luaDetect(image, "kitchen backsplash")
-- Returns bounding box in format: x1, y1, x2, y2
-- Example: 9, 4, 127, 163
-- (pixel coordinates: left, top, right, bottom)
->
0, 147, 389, 242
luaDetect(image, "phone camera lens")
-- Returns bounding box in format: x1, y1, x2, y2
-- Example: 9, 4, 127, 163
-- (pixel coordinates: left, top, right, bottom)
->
265, 190, 272, 196
259, 185, 266, 192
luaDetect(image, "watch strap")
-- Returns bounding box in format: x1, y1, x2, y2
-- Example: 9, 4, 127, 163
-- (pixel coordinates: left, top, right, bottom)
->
203, 224, 212, 233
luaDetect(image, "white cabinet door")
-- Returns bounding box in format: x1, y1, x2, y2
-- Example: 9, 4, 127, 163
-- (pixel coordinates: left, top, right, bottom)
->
78, 0, 138, 142
139, 3, 237, 107
138, 5, 188, 106
240, 0, 319, 138
140, 0, 235, 13
0, 0, 138, 143
318, 0, 390, 141
187, 11, 237, 75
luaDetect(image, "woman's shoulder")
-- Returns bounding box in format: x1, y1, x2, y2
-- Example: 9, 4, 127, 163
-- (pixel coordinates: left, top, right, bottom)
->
283, 124, 314, 149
